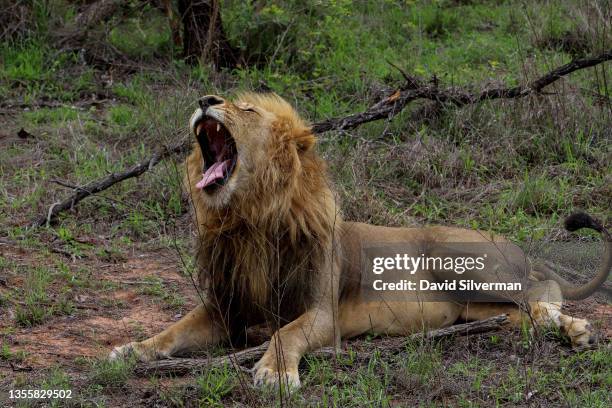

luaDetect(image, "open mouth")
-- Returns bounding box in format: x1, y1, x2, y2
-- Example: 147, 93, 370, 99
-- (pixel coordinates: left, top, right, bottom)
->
194, 117, 237, 193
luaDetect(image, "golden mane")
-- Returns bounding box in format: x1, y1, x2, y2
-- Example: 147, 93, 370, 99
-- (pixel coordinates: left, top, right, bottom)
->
185, 93, 339, 330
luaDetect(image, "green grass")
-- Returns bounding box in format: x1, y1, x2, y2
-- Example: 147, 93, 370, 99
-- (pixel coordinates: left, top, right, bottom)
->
138, 276, 185, 309
14, 267, 54, 327
21, 107, 81, 124
113, 74, 154, 105
107, 105, 135, 128
12, 264, 76, 327
39, 368, 73, 408
0, 0, 610, 406
400, 340, 442, 385
450, 359, 492, 393
88, 357, 136, 388
0, 42, 48, 82
0, 40, 97, 101
107, 6, 173, 59
0, 343, 27, 363
196, 365, 238, 407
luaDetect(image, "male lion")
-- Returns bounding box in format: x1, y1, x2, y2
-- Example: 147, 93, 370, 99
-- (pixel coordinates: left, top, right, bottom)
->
110, 93, 610, 388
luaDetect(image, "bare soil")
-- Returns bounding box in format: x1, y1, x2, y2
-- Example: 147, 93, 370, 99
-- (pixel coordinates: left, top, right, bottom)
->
1, 236, 610, 407
0, 242, 198, 377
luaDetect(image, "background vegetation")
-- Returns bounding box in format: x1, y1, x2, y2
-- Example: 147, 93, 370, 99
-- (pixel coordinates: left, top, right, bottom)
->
0, 0, 610, 406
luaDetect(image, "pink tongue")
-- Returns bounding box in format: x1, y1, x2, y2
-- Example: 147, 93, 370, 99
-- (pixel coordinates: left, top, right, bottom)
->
196, 160, 230, 189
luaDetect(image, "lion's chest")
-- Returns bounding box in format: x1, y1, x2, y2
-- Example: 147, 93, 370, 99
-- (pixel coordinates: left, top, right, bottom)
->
197, 234, 318, 329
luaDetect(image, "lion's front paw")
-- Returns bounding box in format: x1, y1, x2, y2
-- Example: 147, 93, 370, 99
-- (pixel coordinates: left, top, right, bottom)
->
109, 341, 159, 362
108, 342, 138, 361
560, 316, 596, 347
253, 365, 301, 389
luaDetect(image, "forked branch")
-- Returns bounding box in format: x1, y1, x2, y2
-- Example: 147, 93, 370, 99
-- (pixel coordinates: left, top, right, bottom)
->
32, 51, 611, 227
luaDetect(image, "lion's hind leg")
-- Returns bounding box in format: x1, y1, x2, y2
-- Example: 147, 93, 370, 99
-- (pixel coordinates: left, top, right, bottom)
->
460, 280, 595, 347
109, 303, 226, 362
527, 279, 596, 347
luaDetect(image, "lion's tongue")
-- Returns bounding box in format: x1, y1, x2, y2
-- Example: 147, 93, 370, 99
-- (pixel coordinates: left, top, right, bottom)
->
196, 160, 230, 189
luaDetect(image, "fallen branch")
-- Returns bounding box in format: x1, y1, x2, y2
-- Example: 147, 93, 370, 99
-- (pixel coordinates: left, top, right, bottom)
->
31, 134, 190, 227
411, 313, 509, 339
312, 50, 612, 133
54, 0, 126, 47
33, 51, 611, 227
75, 0, 125, 29
135, 314, 509, 376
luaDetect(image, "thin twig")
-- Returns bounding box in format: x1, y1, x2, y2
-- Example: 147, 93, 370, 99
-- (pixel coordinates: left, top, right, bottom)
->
50, 179, 81, 190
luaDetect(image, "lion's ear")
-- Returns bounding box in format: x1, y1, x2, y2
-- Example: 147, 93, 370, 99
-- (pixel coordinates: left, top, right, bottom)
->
294, 128, 316, 152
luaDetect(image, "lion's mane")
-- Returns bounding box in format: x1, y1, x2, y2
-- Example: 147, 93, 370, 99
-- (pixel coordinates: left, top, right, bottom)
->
185, 94, 338, 335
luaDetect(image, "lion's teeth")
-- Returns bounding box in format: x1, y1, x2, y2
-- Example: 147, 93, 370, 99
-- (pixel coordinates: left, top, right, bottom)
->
216, 123, 221, 132
196, 122, 204, 136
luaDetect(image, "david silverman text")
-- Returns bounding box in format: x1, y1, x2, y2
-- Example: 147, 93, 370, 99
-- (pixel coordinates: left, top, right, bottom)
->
372, 279, 522, 291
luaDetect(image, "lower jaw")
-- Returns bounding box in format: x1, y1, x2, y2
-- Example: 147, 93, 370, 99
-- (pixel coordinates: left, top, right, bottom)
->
203, 185, 221, 194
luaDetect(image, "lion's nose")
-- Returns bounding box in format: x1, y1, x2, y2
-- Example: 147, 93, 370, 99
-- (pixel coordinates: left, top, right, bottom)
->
199, 95, 224, 110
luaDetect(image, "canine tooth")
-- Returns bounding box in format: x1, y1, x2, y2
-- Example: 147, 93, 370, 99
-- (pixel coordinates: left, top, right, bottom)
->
216, 123, 221, 132
196, 122, 204, 135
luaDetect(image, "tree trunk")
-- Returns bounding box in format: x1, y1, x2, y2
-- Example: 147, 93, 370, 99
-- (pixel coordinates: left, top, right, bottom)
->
162, 0, 182, 49
177, 0, 237, 68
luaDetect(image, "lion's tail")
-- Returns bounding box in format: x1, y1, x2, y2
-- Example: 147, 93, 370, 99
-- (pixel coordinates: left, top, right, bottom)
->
537, 212, 611, 300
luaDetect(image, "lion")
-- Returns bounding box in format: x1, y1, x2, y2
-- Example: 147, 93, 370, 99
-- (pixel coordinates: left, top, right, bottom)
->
110, 93, 611, 388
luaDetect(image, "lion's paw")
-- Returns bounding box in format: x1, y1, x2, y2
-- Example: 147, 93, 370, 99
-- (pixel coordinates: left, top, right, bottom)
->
109, 342, 158, 362
560, 316, 596, 347
108, 342, 137, 361
253, 365, 301, 389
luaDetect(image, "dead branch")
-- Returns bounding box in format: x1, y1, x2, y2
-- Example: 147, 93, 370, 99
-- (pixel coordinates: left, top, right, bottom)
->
0, 2, 30, 41
53, 1, 156, 71
312, 50, 611, 133
135, 314, 509, 376
55, 0, 126, 47
74, 0, 125, 30
411, 313, 509, 339
31, 134, 190, 227
135, 341, 269, 376
32, 51, 611, 227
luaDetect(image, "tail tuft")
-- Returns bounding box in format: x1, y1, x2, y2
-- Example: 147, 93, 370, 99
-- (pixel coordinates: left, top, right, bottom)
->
564, 212, 603, 233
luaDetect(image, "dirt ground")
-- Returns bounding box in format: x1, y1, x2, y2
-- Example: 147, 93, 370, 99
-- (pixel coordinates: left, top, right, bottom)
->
1, 234, 610, 407
0, 245, 195, 364
0, 237, 202, 404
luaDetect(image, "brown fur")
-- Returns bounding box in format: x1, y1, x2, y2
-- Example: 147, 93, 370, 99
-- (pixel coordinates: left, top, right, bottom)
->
110, 93, 608, 389
185, 93, 338, 335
